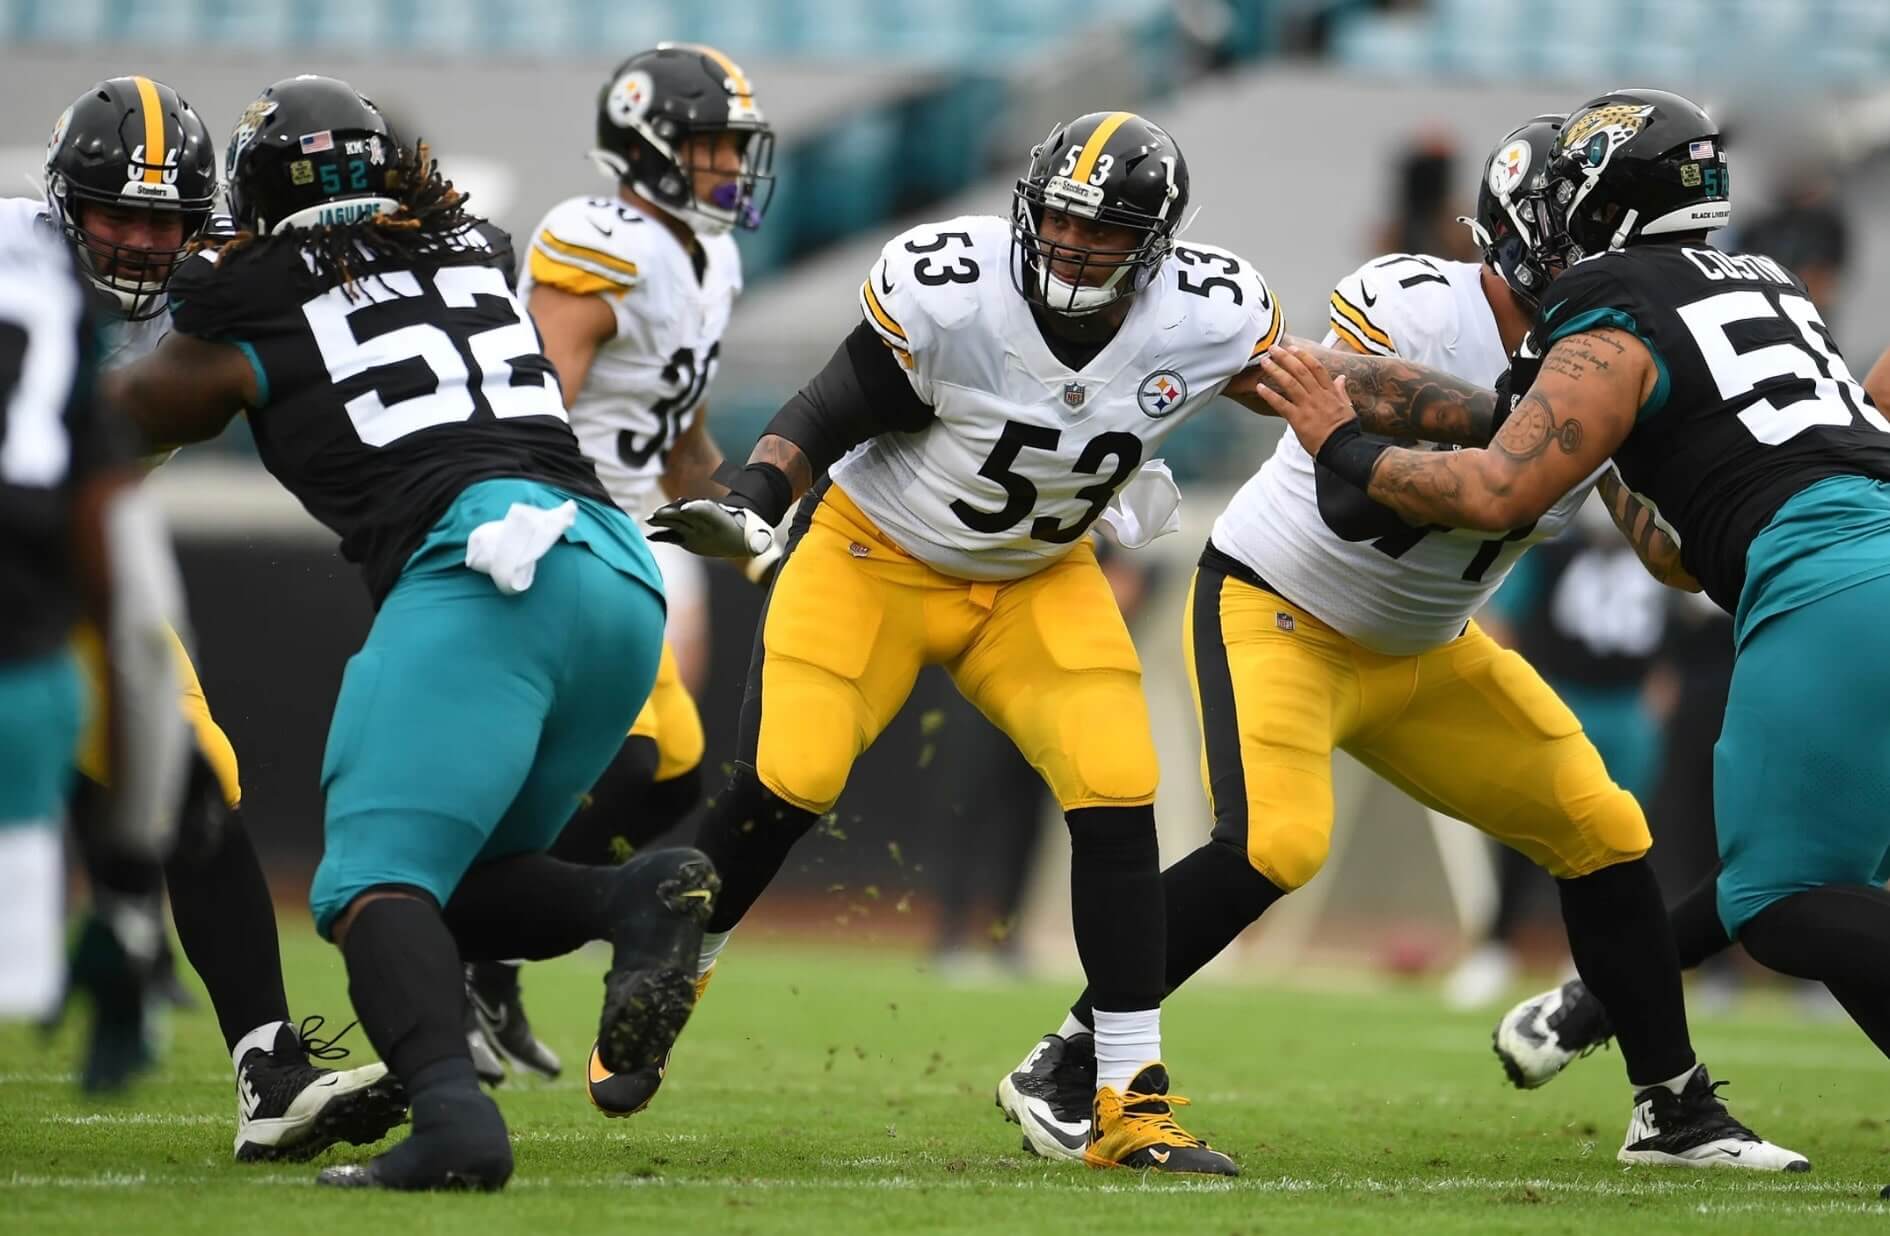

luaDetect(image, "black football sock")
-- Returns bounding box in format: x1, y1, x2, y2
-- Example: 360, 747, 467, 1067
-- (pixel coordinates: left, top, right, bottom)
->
1065, 805, 1165, 1013
550, 736, 660, 866
693, 765, 818, 935
1556, 858, 1696, 1086
1666, 869, 1734, 971
1737, 885, 1890, 1058
641, 766, 705, 844
442, 855, 621, 962
1486, 843, 1542, 946
164, 796, 291, 1053
1070, 836, 1286, 1029
367, 1056, 512, 1190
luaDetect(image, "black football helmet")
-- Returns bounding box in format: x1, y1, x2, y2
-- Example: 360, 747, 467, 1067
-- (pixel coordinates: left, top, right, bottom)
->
1011, 111, 1189, 317
225, 75, 401, 237
1533, 88, 1730, 265
1461, 114, 1564, 307
44, 76, 217, 321
591, 43, 774, 235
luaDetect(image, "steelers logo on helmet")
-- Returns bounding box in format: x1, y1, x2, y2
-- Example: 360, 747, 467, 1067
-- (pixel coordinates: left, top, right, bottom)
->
606, 70, 656, 130
1137, 369, 1188, 419
46, 105, 73, 160
1488, 139, 1531, 198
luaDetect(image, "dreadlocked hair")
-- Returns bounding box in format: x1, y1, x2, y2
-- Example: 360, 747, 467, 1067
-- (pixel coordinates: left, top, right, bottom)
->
207, 141, 482, 300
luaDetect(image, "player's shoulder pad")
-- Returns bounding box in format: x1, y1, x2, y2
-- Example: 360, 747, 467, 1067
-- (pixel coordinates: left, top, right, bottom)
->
526, 195, 649, 297
1535, 249, 1657, 347
861, 214, 1005, 358
0, 196, 55, 249
1168, 240, 1283, 365
1327, 253, 1453, 358
167, 239, 302, 340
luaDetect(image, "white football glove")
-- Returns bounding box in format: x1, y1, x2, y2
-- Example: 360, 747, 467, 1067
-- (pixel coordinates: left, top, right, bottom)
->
648, 498, 777, 560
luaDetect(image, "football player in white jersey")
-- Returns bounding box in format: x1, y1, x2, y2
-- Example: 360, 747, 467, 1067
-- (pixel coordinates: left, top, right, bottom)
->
993, 113, 1801, 1173
465, 44, 773, 1091
649, 110, 1286, 1174
3, 77, 402, 1157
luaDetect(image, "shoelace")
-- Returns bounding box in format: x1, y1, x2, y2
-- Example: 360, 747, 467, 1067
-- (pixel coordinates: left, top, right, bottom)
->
1659, 1076, 1756, 1141
1115, 1088, 1206, 1147
296, 1014, 361, 1063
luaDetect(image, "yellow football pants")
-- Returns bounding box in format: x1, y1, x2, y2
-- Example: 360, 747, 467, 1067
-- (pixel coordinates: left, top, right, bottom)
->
72, 623, 241, 809
627, 641, 705, 783
1184, 566, 1650, 891
752, 484, 1159, 815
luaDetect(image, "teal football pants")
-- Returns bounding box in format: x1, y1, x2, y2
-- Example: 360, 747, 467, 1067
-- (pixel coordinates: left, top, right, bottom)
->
0, 648, 83, 826
308, 542, 665, 938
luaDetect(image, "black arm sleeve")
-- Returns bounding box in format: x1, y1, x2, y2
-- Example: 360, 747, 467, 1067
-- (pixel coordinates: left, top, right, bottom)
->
723, 320, 935, 522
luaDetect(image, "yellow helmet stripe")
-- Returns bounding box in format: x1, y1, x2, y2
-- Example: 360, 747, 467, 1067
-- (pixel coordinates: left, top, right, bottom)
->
1072, 111, 1134, 185
861, 279, 907, 341
683, 43, 755, 107
1329, 290, 1393, 350
132, 76, 166, 184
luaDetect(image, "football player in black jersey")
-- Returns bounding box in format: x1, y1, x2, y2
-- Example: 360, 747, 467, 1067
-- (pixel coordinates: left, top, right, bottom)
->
106, 75, 719, 1192
0, 226, 190, 1089
28, 73, 411, 1163
1257, 87, 1890, 1160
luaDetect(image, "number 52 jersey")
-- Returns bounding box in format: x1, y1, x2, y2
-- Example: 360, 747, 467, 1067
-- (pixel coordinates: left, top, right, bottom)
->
833, 214, 1283, 580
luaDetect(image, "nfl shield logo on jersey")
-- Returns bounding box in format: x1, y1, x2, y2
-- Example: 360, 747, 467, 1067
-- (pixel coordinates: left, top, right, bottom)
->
1137, 369, 1188, 419
1062, 381, 1087, 410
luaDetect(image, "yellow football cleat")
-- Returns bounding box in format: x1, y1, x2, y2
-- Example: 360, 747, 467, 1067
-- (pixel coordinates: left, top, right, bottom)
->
587, 966, 716, 1118
1084, 1063, 1237, 1176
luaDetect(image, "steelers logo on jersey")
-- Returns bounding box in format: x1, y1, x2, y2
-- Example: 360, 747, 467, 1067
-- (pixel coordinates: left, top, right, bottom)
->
1137, 369, 1187, 419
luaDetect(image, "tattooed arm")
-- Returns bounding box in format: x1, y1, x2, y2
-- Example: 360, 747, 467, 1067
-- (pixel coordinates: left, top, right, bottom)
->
1231, 334, 1501, 446
1596, 467, 1701, 591
1253, 332, 1652, 532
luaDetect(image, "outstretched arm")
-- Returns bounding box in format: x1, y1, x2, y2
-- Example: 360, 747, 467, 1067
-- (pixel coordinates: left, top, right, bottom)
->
1253, 332, 1649, 532
1229, 334, 1502, 446
1595, 467, 1701, 592
103, 333, 257, 450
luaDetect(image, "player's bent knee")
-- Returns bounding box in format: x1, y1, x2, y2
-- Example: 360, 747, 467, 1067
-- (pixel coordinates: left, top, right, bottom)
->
1244, 819, 1329, 892
1555, 785, 1652, 878
1047, 675, 1159, 807
310, 809, 487, 940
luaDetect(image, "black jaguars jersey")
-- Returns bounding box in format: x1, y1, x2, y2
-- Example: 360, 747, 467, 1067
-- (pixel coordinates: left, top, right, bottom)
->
0, 236, 124, 662
1506, 241, 1890, 613
167, 224, 607, 604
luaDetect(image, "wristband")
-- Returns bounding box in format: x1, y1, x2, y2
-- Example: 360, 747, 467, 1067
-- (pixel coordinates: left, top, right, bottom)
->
722, 461, 794, 526
1314, 420, 1392, 492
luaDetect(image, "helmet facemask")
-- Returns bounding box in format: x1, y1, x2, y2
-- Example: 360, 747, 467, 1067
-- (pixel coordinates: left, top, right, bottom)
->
1010, 175, 1173, 318
50, 187, 210, 320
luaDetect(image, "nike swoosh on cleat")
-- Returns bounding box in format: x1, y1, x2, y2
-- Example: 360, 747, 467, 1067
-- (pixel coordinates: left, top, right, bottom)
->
680, 890, 713, 901
1028, 1111, 1087, 1151
1149, 1149, 1170, 1164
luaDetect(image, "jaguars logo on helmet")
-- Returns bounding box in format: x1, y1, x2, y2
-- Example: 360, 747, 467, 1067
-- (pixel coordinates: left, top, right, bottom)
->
1534, 88, 1731, 264
1010, 111, 1189, 317
591, 44, 774, 236
44, 76, 216, 320
224, 76, 402, 237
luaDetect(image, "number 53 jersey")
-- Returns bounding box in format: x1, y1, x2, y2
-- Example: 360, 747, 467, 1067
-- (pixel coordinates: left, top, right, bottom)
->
833, 214, 1283, 580
1213, 254, 1597, 655
517, 195, 741, 520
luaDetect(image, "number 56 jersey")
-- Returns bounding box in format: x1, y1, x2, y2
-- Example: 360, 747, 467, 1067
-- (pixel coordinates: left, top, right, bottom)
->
832, 214, 1283, 580
1213, 253, 1597, 655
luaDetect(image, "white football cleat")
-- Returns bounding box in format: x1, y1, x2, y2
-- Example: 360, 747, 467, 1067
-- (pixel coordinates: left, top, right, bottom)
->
995, 1033, 1093, 1163
1619, 1065, 1810, 1172
1493, 978, 1612, 1089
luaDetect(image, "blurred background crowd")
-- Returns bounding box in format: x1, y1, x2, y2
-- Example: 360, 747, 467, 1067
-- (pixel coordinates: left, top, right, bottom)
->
6, 0, 1887, 1007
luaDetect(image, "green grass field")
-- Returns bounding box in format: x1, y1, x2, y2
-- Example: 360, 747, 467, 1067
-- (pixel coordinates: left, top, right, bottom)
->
3, 925, 1887, 1235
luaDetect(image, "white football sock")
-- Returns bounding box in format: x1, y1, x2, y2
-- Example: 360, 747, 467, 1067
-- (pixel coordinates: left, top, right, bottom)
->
1057, 1011, 1094, 1040
1092, 1007, 1160, 1094
698, 929, 731, 979
1645, 1063, 1700, 1098
231, 1020, 286, 1073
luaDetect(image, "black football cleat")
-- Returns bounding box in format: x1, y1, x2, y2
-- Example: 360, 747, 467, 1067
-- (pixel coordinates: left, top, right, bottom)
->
468, 961, 561, 1079
1086, 1063, 1237, 1176
1493, 979, 1614, 1089
995, 1032, 1095, 1163
234, 1018, 408, 1162
595, 848, 718, 1077
1618, 1065, 1810, 1171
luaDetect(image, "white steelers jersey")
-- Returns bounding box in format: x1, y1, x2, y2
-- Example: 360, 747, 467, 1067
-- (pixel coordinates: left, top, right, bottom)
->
0, 197, 171, 370
832, 214, 1283, 581
1212, 252, 1601, 655
518, 194, 742, 520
